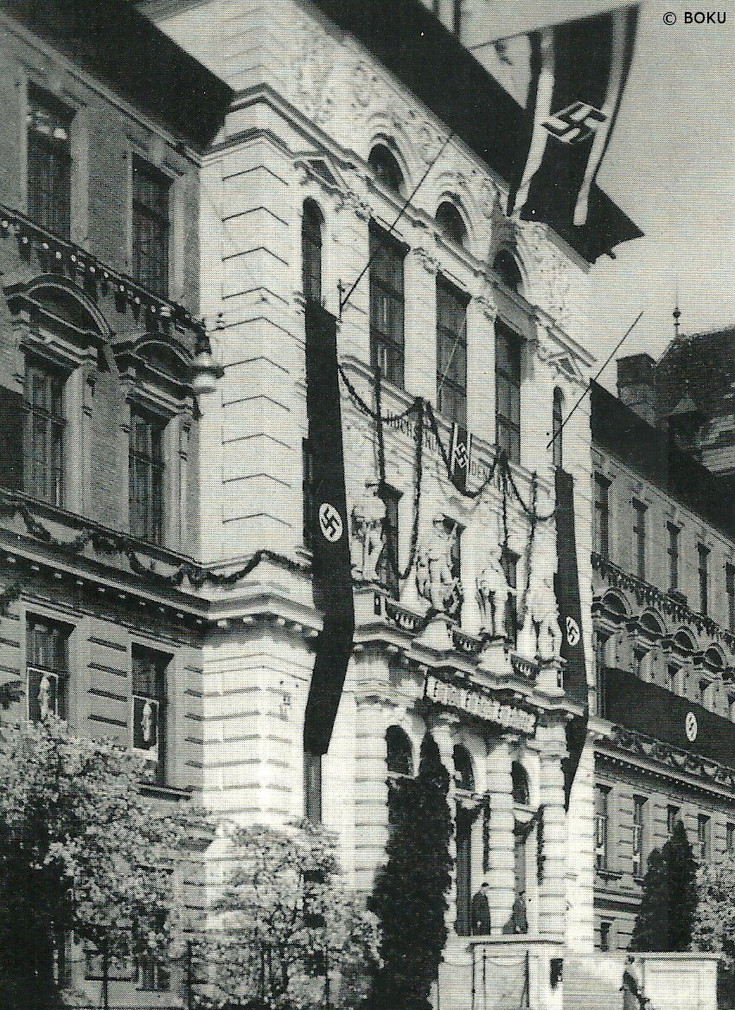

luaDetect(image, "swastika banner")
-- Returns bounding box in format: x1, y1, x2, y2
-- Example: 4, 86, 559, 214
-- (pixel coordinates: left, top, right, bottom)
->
508, 5, 639, 229
303, 302, 355, 756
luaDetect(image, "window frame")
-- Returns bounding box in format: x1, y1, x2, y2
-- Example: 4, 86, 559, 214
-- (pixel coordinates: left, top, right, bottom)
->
131, 155, 171, 298
377, 483, 402, 599
24, 357, 67, 507
495, 320, 522, 466
697, 813, 711, 862
27, 614, 71, 723
594, 474, 611, 558
131, 645, 169, 785
436, 275, 469, 428
632, 796, 646, 879
595, 785, 611, 870
632, 499, 647, 581
552, 387, 564, 469
369, 223, 406, 387
726, 562, 735, 634
26, 84, 73, 239
128, 405, 166, 544
698, 543, 710, 616
667, 522, 680, 591
301, 199, 323, 304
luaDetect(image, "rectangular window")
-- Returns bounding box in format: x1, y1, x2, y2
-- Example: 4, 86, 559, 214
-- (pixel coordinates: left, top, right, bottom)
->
27, 86, 73, 238
667, 804, 680, 837
25, 361, 65, 506
501, 548, 518, 644
27, 615, 69, 722
132, 646, 168, 784
698, 814, 711, 861
633, 500, 647, 580
600, 921, 612, 952
727, 823, 735, 856
595, 786, 610, 870
369, 226, 405, 387
698, 544, 710, 616
129, 408, 165, 543
436, 277, 468, 427
727, 563, 735, 634
667, 522, 680, 591
132, 157, 170, 297
134, 914, 170, 991
594, 474, 610, 558
495, 321, 522, 465
377, 485, 401, 599
632, 796, 646, 878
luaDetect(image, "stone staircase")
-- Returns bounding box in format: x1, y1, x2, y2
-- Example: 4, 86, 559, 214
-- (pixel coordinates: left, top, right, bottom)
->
564, 957, 624, 1010
435, 936, 529, 1010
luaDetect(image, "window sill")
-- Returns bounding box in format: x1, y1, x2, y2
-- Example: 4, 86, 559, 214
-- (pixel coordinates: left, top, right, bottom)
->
596, 868, 623, 882
139, 781, 191, 801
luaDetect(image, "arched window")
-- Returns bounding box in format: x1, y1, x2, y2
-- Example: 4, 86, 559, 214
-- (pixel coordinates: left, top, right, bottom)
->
453, 744, 475, 791
512, 762, 530, 805
436, 201, 467, 247
301, 200, 323, 304
705, 646, 724, 671
493, 250, 524, 295
386, 725, 413, 776
552, 387, 564, 468
674, 630, 695, 654
369, 144, 404, 194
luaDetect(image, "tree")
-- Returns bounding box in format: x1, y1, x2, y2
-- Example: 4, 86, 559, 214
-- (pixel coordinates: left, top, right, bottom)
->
0, 717, 206, 1010
367, 732, 453, 1010
693, 854, 735, 970
631, 820, 697, 952
203, 819, 379, 1010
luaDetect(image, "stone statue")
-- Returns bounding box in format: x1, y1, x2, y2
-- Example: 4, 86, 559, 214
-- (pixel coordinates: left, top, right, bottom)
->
519, 573, 562, 662
352, 482, 386, 581
476, 550, 511, 638
141, 699, 155, 746
416, 515, 460, 613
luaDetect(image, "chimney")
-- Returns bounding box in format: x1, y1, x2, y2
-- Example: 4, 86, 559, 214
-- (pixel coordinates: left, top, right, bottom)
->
617, 353, 657, 425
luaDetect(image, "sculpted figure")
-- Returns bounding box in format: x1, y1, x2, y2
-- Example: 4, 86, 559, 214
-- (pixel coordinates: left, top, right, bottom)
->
520, 573, 562, 661
352, 482, 386, 581
416, 515, 460, 613
37, 672, 52, 721
476, 550, 511, 638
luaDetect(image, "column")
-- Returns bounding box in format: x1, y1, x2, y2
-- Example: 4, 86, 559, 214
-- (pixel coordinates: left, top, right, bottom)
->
466, 293, 497, 443
537, 721, 568, 939
354, 696, 392, 892
485, 734, 516, 935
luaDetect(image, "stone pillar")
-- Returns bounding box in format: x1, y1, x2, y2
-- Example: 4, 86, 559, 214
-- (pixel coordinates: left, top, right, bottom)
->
485, 734, 516, 935
353, 696, 393, 892
537, 722, 568, 939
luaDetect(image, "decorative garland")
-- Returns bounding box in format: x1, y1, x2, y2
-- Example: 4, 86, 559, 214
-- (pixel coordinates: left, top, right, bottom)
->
6, 495, 309, 589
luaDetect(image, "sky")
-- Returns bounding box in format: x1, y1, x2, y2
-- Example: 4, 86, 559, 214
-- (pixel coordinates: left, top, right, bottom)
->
468, 0, 735, 385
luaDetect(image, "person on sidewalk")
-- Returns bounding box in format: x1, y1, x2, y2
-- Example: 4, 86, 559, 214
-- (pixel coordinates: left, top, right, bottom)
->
621, 953, 645, 1010
471, 881, 492, 935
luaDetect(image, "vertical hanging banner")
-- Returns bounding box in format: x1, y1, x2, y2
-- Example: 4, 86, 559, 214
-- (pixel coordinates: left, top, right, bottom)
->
303, 301, 355, 756
449, 422, 473, 493
554, 467, 589, 809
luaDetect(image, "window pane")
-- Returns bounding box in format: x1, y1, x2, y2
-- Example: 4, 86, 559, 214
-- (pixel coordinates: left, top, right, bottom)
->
27, 88, 72, 238
132, 158, 170, 297
129, 409, 165, 543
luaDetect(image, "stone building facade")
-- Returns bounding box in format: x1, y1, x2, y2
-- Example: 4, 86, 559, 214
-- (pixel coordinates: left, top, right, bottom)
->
138, 1, 639, 1004
591, 374, 735, 952
0, 1, 231, 1003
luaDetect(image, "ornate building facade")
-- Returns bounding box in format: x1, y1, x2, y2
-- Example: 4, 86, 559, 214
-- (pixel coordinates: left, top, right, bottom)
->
0, 0, 646, 1006
591, 371, 735, 952
0, 1, 231, 1003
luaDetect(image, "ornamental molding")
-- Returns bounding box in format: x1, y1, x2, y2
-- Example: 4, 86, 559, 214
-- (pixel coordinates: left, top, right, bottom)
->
412, 246, 440, 275
592, 552, 735, 648
602, 723, 735, 791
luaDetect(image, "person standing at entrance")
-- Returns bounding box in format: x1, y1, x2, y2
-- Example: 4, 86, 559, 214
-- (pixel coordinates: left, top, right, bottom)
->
471, 881, 491, 935
621, 954, 645, 1010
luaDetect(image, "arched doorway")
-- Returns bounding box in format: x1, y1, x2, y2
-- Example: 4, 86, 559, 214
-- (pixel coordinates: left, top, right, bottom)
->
453, 744, 475, 936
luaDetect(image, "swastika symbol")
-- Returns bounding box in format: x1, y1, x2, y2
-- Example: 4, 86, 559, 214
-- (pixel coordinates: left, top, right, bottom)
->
542, 101, 607, 144
685, 711, 698, 743
565, 616, 581, 647
452, 443, 468, 469
318, 502, 343, 542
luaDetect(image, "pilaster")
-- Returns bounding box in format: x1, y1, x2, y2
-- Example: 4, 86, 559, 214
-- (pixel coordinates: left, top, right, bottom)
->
485, 734, 516, 934
537, 721, 568, 939
353, 694, 394, 891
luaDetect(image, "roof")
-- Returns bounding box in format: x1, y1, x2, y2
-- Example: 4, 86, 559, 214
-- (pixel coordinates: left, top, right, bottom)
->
657, 325, 735, 421
310, 0, 642, 263
591, 380, 735, 538
2, 0, 233, 149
